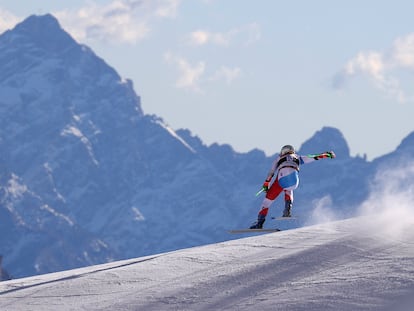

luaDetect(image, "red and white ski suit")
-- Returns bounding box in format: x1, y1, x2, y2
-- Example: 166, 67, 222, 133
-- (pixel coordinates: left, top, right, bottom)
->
258, 152, 318, 217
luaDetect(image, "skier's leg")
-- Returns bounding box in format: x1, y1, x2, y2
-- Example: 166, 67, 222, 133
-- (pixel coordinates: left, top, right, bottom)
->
249, 207, 268, 229
279, 171, 299, 217
250, 181, 283, 229
283, 190, 293, 217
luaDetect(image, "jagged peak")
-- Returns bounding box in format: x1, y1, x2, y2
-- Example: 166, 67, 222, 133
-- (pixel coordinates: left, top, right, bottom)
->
3, 14, 78, 53
298, 126, 350, 158
16, 14, 60, 30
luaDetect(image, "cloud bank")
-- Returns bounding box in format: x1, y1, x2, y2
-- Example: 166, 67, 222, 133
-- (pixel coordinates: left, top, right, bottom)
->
55, 0, 181, 44
333, 33, 414, 103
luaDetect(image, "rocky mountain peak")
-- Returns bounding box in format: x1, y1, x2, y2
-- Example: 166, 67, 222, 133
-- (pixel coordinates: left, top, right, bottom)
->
1, 14, 77, 54
2, 14, 78, 54
298, 126, 350, 158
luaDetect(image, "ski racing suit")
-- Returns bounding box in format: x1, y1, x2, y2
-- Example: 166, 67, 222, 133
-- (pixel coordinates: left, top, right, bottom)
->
258, 152, 322, 219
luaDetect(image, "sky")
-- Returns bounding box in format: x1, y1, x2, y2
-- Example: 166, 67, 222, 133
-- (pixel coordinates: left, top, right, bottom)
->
1, 1, 414, 160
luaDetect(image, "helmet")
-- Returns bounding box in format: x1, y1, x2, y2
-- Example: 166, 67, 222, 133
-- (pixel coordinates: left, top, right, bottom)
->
280, 145, 295, 156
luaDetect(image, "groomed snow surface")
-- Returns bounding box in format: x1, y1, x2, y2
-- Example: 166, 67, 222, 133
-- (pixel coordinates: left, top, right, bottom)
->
1, 206, 413, 311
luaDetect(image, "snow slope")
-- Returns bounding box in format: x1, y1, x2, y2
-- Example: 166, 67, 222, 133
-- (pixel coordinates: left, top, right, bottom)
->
1, 213, 413, 311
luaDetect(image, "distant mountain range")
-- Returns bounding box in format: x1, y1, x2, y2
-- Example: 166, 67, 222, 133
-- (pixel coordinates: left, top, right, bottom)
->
1, 14, 413, 279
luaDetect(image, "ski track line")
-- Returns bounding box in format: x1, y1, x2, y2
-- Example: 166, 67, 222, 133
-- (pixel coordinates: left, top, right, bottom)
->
0, 254, 164, 296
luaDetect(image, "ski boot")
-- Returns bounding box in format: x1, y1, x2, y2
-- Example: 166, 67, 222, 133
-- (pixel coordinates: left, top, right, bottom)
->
282, 200, 292, 217
250, 214, 266, 229
250, 207, 268, 229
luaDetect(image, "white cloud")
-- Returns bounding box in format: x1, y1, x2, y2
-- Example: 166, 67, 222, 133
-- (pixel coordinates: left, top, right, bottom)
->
391, 33, 414, 68
187, 22, 261, 47
54, 0, 181, 44
344, 51, 384, 78
334, 33, 414, 103
189, 30, 228, 46
164, 53, 242, 92
0, 8, 21, 33
164, 52, 205, 92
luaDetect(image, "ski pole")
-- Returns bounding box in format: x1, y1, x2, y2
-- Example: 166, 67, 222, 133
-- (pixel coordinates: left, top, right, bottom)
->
255, 187, 266, 196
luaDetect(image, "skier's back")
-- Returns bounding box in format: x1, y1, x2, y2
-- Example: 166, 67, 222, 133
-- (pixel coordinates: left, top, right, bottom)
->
250, 145, 335, 229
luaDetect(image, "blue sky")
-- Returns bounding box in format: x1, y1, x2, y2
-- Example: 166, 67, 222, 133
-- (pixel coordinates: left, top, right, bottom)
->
1, 1, 414, 160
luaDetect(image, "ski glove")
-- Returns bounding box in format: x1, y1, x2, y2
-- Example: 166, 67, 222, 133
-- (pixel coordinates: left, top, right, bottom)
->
326, 151, 336, 159
313, 151, 336, 160
262, 180, 270, 192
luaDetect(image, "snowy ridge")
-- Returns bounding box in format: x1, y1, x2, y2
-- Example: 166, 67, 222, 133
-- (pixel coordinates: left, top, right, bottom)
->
0, 213, 413, 311
154, 118, 197, 154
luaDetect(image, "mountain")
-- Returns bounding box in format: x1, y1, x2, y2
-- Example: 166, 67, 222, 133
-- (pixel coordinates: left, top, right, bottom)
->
1, 213, 413, 310
0, 14, 413, 279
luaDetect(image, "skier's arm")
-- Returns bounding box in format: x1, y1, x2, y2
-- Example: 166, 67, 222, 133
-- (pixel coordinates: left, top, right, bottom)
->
262, 157, 279, 190
300, 151, 336, 164
314, 151, 336, 159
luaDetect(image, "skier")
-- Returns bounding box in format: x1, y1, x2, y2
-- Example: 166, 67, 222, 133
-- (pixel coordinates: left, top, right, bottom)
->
250, 145, 335, 229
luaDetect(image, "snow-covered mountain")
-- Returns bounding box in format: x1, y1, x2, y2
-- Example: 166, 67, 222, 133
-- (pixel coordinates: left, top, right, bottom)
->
1, 211, 413, 311
1, 14, 413, 279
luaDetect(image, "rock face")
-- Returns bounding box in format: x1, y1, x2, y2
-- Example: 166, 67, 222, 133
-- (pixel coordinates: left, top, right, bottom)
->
0, 14, 412, 278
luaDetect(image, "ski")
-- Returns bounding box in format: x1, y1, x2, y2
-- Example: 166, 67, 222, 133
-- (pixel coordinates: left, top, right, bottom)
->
228, 228, 281, 234
271, 216, 298, 220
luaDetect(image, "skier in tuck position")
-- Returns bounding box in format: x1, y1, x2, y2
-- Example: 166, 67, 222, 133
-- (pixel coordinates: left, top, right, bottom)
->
250, 145, 335, 229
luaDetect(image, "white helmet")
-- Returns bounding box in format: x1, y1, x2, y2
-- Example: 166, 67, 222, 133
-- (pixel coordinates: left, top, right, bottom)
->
280, 145, 295, 156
